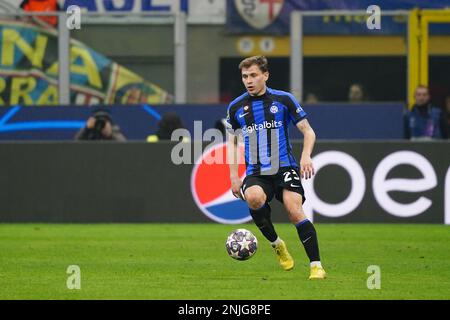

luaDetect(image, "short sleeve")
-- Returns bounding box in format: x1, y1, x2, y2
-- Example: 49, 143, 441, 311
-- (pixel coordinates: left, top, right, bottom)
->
285, 94, 307, 124
225, 105, 240, 134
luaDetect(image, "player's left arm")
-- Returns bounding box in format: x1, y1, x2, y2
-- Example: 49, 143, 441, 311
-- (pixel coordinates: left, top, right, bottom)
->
296, 119, 316, 179
284, 93, 316, 180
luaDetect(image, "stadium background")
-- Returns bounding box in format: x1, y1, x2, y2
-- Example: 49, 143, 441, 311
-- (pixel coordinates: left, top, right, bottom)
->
0, 0, 449, 300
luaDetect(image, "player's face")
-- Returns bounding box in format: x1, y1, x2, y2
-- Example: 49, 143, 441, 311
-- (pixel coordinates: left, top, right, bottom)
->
414, 87, 430, 106
241, 65, 269, 96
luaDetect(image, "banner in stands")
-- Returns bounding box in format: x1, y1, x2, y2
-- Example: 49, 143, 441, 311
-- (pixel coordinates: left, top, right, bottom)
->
0, 142, 448, 224
62, 0, 188, 12
227, 0, 450, 35
1, 0, 226, 23
0, 20, 171, 106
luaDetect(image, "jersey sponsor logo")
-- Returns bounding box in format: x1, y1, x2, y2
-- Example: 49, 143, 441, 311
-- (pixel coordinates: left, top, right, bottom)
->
270, 105, 278, 114
242, 120, 282, 134
191, 142, 251, 224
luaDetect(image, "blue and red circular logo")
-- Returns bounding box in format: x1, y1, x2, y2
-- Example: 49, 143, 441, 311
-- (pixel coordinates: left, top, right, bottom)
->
191, 142, 251, 224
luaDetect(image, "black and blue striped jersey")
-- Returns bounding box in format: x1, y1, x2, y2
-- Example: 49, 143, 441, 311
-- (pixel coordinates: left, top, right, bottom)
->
226, 87, 307, 176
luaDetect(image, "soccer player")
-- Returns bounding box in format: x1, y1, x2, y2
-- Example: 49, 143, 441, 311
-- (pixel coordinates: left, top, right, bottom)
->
226, 56, 326, 279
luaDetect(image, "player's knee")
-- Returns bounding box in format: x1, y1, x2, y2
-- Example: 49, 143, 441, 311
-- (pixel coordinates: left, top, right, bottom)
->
245, 190, 266, 210
285, 203, 307, 223
285, 203, 298, 215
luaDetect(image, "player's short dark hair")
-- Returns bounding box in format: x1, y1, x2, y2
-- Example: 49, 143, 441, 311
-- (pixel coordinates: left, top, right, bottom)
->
238, 56, 269, 73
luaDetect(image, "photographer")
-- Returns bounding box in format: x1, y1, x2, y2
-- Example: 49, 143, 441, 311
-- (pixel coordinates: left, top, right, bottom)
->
75, 109, 126, 141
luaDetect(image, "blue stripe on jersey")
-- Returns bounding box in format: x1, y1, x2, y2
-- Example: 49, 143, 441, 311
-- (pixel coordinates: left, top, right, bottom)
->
244, 134, 250, 170
289, 152, 297, 167
285, 106, 299, 168
252, 100, 271, 172
259, 131, 271, 172
234, 106, 251, 169
276, 104, 291, 168
297, 107, 307, 119
236, 106, 246, 127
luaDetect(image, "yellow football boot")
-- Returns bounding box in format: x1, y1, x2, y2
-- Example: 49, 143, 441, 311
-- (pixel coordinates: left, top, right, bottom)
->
309, 266, 327, 280
272, 240, 294, 271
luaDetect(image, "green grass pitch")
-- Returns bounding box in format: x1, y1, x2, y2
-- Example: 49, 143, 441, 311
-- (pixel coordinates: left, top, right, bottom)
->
0, 223, 449, 300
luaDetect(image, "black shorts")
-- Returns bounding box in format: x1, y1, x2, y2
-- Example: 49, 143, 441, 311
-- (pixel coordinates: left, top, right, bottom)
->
241, 167, 306, 204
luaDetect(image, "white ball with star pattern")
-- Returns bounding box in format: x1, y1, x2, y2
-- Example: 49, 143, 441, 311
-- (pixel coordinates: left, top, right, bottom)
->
225, 229, 258, 260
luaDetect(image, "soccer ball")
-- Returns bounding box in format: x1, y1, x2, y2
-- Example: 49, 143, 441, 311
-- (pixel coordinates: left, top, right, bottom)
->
225, 229, 258, 260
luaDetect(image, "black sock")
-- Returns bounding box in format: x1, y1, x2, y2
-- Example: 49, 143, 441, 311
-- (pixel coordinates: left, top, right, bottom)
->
295, 219, 320, 262
250, 203, 278, 243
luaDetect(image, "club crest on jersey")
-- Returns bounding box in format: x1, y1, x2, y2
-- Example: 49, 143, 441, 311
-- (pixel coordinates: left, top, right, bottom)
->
244, 105, 249, 111
234, 0, 285, 30
270, 105, 278, 114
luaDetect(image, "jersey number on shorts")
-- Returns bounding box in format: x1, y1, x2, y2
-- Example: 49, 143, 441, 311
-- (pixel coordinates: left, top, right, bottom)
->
283, 169, 300, 183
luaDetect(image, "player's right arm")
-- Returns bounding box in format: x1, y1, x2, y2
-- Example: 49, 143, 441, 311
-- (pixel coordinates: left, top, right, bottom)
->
228, 134, 243, 199
226, 105, 244, 199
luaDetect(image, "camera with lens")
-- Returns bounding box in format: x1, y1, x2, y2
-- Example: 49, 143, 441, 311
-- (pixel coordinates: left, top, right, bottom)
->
94, 115, 108, 133
86, 111, 112, 140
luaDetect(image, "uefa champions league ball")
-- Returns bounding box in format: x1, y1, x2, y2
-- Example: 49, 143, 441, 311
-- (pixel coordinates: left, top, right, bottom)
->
225, 229, 258, 260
